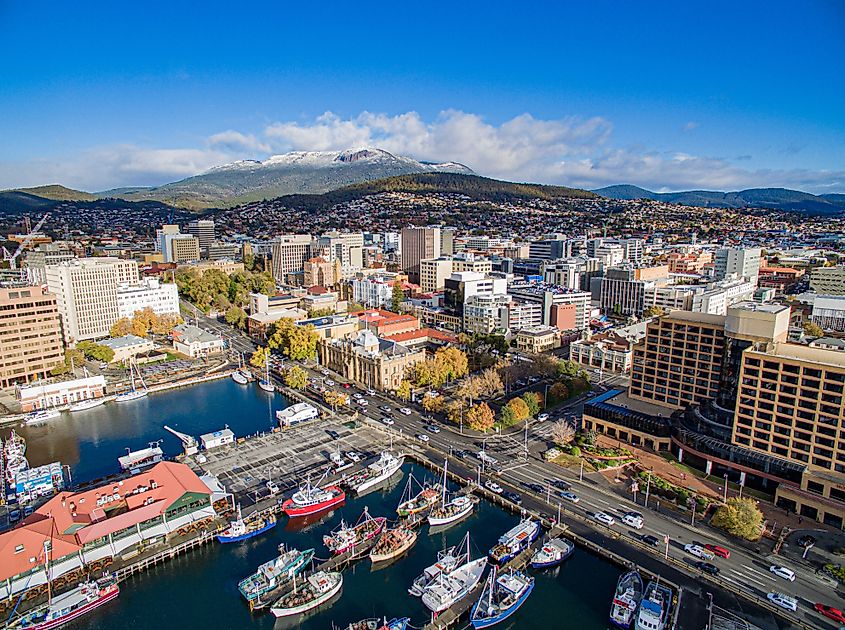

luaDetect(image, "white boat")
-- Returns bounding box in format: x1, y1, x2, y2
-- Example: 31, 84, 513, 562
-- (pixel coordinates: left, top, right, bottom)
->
421, 556, 487, 613
346, 452, 404, 494
231, 370, 249, 385
116, 360, 148, 402
610, 570, 644, 629
634, 581, 672, 630
69, 397, 106, 412
270, 570, 343, 618
409, 532, 471, 597
428, 460, 475, 527
24, 409, 61, 425
117, 442, 164, 473
530, 537, 575, 569
3, 430, 28, 485
258, 354, 274, 392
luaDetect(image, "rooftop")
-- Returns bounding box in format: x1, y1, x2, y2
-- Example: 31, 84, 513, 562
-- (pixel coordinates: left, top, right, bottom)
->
100, 334, 152, 350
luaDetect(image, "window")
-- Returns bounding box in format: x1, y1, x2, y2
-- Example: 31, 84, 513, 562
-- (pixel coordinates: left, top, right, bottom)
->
806, 480, 825, 495
14, 545, 23, 554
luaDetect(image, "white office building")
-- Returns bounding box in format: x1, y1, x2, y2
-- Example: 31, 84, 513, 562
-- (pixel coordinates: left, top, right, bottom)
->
116, 278, 180, 319
714, 247, 761, 283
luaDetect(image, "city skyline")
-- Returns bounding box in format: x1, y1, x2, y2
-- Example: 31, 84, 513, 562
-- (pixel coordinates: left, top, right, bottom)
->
2, 1, 844, 193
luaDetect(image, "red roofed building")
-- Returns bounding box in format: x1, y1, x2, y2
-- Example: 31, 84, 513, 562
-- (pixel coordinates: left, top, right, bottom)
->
0, 462, 218, 599
353, 309, 420, 336
384, 327, 458, 351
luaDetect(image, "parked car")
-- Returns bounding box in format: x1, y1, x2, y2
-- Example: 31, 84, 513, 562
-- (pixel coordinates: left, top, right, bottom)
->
592, 512, 615, 526
814, 603, 845, 624
326, 429, 340, 440
342, 382, 352, 389
695, 561, 720, 576
325, 379, 335, 386
502, 491, 522, 505
559, 491, 580, 504
767, 592, 797, 612
266, 480, 280, 495
704, 544, 731, 559
321, 369, 330, 376
380, 417, 395, 426
641, 534, 659, 547
769, 565, 796, 582
622, 512, 644, 529
347, 451, 362, 462
684, 544, 715, 560
357, 398, 368, 406
399, 407, 412, 416
353, 393, 364, 399
485, 480, 503, 494
416, 434, 430, 443
537, 413, 550, 422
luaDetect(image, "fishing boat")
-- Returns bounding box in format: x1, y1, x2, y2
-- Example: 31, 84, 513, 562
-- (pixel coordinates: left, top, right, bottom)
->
258, 354, 274, 392
370, 526, 417, 563
217, 504, 277, 543
270, 570, 342, 618
487, 518, 541, 565
345, 618, 410, 630
409, 532, 471, 597
322, 508, 386, 555
68, 397, 106, 412
470, 568, 534, 628
427, 459, 476, 527
238, 546, 315, 605
634, 580, 672, 630
346, 452, 404, 495
24, 408, 61, 425
3, 430, 29, 485
117, 441, 163, 474
609, 570, 644, 629
115, 360, 148, 402
530, 537, 575, 569
396, 473, 440, 518
421, 554, 487, 613
12, 575, 119, 630
281, 472, 345, 517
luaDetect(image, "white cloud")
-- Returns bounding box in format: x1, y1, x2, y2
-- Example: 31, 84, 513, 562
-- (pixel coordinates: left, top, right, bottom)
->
0, 110, 842, 194
683, 121, 699, 132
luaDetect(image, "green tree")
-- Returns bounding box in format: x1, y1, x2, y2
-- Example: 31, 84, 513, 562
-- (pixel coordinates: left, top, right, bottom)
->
77, 341, 115, 364
50, 348, 86, 376
225, 306, 247, 330
499, 404, 516, 427
283, 365, 308, 389
643, 305, 665, 319
505, 397, 530, 422
110, 317, 133, 338
711, 497, 764, 541
267, 319, 319, 361
396, 380, 411, 401
803, 321, 824, 338
307, 307, 336, 318
347, 302, 365, 313
549, 381, 570, 402
391, 281, 405, 313
466, 402, 495, 432
522, 391, 542, 416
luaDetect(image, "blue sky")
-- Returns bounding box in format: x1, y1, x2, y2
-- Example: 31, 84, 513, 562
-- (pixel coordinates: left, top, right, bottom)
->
1, 1, 843, 192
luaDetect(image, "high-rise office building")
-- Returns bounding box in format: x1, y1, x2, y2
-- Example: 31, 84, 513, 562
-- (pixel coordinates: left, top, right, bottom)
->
810, 265, 845, 294
185, 220, 216, 253
45, 258, 140, 344
158, 225, 200, 263
400, 227, 441, 284
270, 234, 313, 283
714, 247, 761, 283
0, 286, 64, 387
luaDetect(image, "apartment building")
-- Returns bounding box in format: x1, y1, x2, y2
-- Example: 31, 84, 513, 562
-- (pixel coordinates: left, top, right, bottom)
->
809, 265, 845, 294
507, 283, 591, 330
419, 258, 454, 293
444, 271, 507, 317
811, 295, 845, 332
270, 234, 313, 283
46, 258, 139, 344
24, 245, 75, 283
116, 277, 180, 319
667, 250, 713, 275
644, 286, 695, 311
158, 225, 201, 263
691, 276, 756, 315
315, 231, 364, 278
600, 267, 650, 317
400, 226, 440, 284
463, 293, 511, 335
733, 342, 845, 528
0, 286, 64, 387
714, 247, 761, 283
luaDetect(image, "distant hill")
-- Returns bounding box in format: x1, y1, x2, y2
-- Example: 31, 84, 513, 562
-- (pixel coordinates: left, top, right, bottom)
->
106, 148, 476, 209
6, 184, 97, 202
0, 190, 59, 213
593, 184, 845, 214
235, 172, 597, 212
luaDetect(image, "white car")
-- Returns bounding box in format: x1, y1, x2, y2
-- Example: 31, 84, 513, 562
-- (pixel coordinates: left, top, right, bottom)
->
766, 592, 797, 612
537, 413, 550, 422
325, 379, 335, 386
769, 565, 796, 582
357, 399, 368, 407
366, 389, 376, 396
321, 369, 330, 376
399, 407, 412, 416
622, 512, 644, 529
353, 393, 364, 399
559, 491, 580, 503
593, 512, 615, 526
266, 481, 280, 495
380, 417, 395, 426
346, 451, 362, 462
684, 544, 715, 560
485, 480, 503, 494
416, 433, 430, 443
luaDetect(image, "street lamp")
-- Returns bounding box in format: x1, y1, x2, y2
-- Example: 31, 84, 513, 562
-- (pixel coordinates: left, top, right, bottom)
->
644, 470, 652, 508
723, 473, 729, 502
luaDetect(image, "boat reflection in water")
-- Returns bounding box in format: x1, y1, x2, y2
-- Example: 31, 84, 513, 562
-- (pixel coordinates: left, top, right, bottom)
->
270, 588, 343, 629
284, 509, 340, 533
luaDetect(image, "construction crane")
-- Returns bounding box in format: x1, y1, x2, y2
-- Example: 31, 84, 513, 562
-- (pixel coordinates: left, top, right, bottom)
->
3, 213, 50, 269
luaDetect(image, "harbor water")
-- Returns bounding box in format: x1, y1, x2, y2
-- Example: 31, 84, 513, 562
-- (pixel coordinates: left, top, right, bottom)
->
6, 379, 620, 629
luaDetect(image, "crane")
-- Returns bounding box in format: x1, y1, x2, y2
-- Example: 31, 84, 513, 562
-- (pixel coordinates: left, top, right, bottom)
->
4, 213, 50, 269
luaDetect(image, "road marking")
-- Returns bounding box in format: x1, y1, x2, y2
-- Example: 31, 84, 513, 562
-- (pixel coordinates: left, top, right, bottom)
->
728, 568, 765, 587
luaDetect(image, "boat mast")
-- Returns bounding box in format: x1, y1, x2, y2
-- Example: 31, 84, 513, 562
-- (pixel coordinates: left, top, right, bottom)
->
441, 459, 448, 504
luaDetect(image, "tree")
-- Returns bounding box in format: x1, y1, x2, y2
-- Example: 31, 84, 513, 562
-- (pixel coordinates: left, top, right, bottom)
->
250, 346, 269, 368
711, 497, 764, 541
283, 365, 308, 389
549, 382, 570, 402
500, 404, 516, 427
456, 368, 504, 404
803, 321, 824, 338
522, 391, 542, 416
50, 348, 85, 376
550, 420, 576, 445
556, 359, 582, 379
643, 305, 665, 319
110, 317, 132, 337
225, 306, 247, 330
323, 390, 348, 410
445, 400, 463, 425
391, 281, 405, 313
77, 341, 115, 364
267, 319, 319, 361
307, 307, 335, 318
347, 302, 365, 313
433, 346, 469, 383
465, 402, 495, 432
151, 313, 183, 335
396, 380, 411, 401
421, 395, 445, 413
505, 397, 530, 422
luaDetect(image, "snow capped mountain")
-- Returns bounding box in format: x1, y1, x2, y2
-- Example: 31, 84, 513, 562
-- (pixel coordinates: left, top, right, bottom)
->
116, 147, 473, 208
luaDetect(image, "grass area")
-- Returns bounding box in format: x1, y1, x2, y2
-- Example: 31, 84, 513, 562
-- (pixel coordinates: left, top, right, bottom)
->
658, 453, 774, 502
551, 452, 596, 471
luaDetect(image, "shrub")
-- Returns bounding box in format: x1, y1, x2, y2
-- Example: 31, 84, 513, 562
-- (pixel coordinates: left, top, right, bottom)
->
570, 446, 581, 456
711, 497, 764, 541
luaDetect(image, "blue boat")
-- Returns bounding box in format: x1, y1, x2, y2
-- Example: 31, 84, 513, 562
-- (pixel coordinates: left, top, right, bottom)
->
217, 504, 277, 543
470, 568, 534, 628
530, 537, 574, 568
487, 519, 540, 565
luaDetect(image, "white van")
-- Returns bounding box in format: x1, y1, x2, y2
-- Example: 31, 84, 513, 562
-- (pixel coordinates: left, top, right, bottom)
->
622, 512, 644, 529
767, 592, 797, 612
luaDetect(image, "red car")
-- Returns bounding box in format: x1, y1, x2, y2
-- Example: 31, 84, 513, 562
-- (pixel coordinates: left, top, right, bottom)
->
704, 544, 730, 559
815, 603, 845, 623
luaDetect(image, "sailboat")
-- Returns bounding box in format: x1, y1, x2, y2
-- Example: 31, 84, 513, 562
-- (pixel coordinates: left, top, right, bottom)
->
24, 381, 61, 425
428, 459, 476, 527
231, 352, 249, 385
115, 359, 148, 402
258, 354, 274, 393
396, 472, 440, 518
409, 531, 471, 597
420, 531, 487, 613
